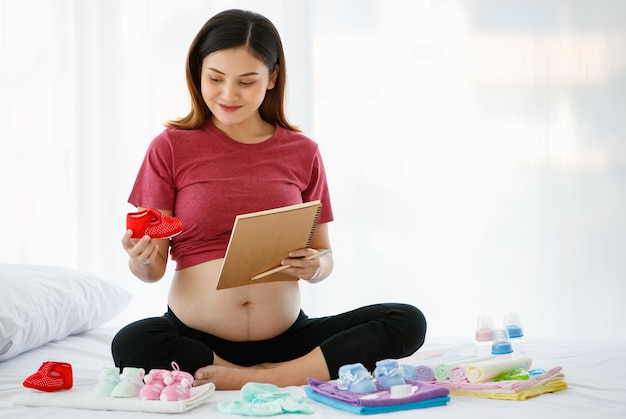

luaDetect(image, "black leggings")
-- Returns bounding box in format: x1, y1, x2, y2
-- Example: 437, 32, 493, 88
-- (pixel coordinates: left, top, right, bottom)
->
111, 303, 426, 379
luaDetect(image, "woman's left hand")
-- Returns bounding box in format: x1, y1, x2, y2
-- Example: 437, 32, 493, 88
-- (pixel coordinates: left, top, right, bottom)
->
280, 248, 323, 280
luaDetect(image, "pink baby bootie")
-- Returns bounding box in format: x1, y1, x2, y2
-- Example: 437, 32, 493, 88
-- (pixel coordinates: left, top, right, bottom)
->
139, 368, 169, 400
159, 362, 193, 401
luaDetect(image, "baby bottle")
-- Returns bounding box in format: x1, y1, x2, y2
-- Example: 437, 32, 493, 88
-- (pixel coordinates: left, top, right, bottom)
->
491, 328, 513, 357
474, 315, 494, 357
504, 312, 526, 355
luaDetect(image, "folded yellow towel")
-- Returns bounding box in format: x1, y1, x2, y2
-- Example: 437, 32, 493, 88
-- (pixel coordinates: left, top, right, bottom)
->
450, 378, 568, 400
466, 356, 532, 383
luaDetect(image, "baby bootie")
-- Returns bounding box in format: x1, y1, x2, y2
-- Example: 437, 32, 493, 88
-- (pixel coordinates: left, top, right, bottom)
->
23, 361, 73, 392
127, 208, 183, 239
373, 359, 406, 388
336, 363, 377, 393
110, 367, 145, 398
139, 368, 169, 400
93, 367, 120, 396
159, 362, 194, 401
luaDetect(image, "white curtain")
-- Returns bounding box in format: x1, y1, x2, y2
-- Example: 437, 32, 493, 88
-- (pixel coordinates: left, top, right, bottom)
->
2, 0, 625, 339
0, 0, 310, 318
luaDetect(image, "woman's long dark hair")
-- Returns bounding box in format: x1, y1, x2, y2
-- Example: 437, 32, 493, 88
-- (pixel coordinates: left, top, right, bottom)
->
167, 9, 298, 131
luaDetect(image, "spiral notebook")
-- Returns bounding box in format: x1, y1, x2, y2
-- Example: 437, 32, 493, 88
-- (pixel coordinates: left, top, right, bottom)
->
216, 200, 322, 290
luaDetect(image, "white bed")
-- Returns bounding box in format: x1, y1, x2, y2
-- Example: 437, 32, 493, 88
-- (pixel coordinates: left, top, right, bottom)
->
1, 265, 625, 418
1, 327, 624, 418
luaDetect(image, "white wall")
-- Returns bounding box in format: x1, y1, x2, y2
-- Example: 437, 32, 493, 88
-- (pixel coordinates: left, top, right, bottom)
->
1, 0, 625, 341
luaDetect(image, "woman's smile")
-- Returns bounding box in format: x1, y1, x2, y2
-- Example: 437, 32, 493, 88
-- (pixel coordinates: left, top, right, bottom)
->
218, 103, 242, 113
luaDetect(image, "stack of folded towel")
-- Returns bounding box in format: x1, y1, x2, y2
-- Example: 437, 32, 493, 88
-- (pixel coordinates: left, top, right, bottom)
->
413, 354, 568, 400
305, 378, 450, 415
434, 366, 567, 400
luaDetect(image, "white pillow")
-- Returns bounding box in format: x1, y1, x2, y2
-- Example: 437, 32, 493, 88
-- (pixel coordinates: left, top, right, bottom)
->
0, 264, 132, 362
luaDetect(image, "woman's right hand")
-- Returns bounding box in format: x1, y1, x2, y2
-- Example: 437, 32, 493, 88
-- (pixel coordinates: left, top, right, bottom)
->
121, 229, 161, 266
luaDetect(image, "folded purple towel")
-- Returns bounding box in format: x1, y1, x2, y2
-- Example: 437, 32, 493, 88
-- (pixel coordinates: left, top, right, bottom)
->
304, 386, 449, 415
414, 366, 435, 382
306, 378, 449, 407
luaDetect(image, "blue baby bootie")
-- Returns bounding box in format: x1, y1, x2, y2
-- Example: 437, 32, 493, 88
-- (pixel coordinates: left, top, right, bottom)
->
373, 359, 406, 388
336, 363, 377, 393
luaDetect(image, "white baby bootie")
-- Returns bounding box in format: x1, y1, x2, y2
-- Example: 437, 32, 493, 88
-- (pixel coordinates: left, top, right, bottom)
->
110, 367, 145, 398
93, 366, 120, 396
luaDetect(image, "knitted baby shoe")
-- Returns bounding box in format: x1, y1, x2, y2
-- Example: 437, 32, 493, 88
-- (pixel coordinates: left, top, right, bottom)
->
110, 367, 145, 398
126, 208, 183, 239
23, 361, 73, 392
93, 366, 120, 396
336, 363, 377, 393
159, 362, 194, 401
373, 359, 406, 388
139, 368, 169, 400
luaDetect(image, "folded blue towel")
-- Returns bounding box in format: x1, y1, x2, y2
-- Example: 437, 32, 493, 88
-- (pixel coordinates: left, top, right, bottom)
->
304, 386, 449, 415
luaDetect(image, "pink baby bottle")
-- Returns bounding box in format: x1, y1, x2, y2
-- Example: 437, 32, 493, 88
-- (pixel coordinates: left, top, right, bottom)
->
474, 315, 494, 357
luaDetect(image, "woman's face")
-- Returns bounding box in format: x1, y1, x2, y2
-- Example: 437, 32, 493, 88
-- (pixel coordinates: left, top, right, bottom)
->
200, 47, 277, 129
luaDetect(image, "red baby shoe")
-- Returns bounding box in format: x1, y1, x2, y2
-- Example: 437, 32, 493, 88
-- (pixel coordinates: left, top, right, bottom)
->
126, 208, 183, 239
23, 361, 73, 392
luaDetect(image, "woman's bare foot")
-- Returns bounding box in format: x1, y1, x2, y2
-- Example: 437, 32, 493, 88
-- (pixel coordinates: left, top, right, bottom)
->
194, 365, 265, 390
193, 347, 330, 390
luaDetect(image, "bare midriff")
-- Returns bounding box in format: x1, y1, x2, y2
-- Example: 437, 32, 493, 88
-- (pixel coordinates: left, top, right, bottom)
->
167, 258, 302, 342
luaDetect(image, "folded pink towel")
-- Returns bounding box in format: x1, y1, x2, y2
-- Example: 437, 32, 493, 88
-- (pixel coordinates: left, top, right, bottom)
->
449, 365, 467, 382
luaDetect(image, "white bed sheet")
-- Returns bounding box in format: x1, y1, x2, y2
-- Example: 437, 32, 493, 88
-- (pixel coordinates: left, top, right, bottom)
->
1, 327, 624, 418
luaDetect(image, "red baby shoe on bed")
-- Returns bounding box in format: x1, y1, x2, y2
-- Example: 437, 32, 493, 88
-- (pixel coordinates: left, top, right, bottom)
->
23, 361, 73, 392
126, 208, 183, 239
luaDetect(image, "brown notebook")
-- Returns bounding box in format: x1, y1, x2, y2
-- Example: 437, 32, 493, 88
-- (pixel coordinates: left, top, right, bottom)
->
216, 200, 322, 290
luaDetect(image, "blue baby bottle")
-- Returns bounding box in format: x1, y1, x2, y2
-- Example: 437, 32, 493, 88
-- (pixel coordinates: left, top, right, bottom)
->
504, 312, 526, 355
491, 328, 513, 357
